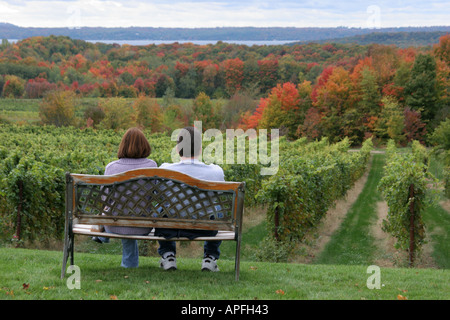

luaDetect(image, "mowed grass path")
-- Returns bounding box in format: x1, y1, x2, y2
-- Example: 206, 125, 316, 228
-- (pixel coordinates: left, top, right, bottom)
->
314, 154, 384, 265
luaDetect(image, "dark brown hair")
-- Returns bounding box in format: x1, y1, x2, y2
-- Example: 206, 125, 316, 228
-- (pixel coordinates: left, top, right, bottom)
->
117, 127, 151, 159
177, 126, 202, 158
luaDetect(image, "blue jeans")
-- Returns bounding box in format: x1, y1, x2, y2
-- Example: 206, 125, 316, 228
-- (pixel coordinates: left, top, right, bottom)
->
96, 236, 139, 268
121, 239, 139, 268
158, 240, 222, 259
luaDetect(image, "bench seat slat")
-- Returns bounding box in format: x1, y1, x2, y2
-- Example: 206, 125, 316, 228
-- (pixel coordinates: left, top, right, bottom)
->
74, 217, 235, 231
73, 224, 236, 241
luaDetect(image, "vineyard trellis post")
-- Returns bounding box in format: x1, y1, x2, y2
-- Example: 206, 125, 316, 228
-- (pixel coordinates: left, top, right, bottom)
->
408, 183, 415, 267
274, 205, 280, 241
15, 180, 23, 247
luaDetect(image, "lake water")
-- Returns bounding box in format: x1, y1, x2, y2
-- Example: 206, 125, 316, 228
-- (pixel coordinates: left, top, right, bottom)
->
8, 39, 299, 46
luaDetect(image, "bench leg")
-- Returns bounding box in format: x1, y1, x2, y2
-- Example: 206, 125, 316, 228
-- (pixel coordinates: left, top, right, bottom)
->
61, 227, 74, 279
235, 236, 241, 281
61, 229, 70, 279
70, 232, 74, 266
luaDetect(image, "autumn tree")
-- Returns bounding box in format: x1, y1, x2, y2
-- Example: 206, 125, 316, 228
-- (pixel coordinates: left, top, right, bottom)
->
25, 78, 57, 98
99, 80, 119, 97
201, 63, 219, 97
403, 107, 427, 144
434, 34, 450, 65
222, 58, 244, 97
298, 106, 322, 140
258, 82, 301, 138
355, 67, 381, 140
369, 44, 399, 87
258, 58, 279, 94
242, 97, 269, 130
2, 75, 25, 98
221, 91, 257, 129
313, 67, 355, 142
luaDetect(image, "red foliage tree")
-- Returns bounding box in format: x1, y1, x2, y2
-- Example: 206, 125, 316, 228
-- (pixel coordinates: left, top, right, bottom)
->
311, 65, 334, 103
403, 107, 427, 143
133, 77, 145, 94
245, 97, 270, 129
222, 58, 244, 96
25, 78, 57, 98
298, 107, 322, 140
258, 58, 279, 93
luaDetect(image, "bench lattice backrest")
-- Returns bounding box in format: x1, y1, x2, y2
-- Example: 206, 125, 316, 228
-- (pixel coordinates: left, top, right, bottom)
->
67, 168, 245, 231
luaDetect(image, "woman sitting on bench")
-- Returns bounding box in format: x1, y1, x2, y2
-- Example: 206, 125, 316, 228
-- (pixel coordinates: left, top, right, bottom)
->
93, 127, 157, 268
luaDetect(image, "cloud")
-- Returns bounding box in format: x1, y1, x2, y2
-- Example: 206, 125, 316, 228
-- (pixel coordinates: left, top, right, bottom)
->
0, 0, 448, 28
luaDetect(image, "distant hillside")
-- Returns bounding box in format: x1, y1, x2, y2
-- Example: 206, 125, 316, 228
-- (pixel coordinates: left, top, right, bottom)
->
0, 23, 449, 42
296, 31, 449, 47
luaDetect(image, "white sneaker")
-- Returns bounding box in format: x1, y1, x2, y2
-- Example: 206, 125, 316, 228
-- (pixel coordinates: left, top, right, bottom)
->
159, 253, 177, 271
201, 255, 219, 272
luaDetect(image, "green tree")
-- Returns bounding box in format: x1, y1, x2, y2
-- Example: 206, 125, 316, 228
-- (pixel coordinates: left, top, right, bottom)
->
192, 92, 218, 129
375, 96, 405, 145
405, 54, 439, 124
178, 67, 198, 98
358, 67, 381, 116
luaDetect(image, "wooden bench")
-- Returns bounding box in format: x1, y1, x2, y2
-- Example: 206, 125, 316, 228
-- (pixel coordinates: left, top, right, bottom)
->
61, 168, 245, 280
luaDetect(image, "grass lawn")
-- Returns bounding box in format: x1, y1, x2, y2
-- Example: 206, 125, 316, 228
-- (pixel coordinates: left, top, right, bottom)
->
0, 247, 449, 300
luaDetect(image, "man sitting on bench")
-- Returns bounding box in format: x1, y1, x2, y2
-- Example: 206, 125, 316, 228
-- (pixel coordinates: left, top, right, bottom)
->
156, 126, 224, 272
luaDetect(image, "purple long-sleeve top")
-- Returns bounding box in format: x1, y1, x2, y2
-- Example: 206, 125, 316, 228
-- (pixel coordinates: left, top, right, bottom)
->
103, 158, 157, 235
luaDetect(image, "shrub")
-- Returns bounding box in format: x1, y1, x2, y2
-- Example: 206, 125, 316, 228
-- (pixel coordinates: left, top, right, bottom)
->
98, 98, 135, 131
39, 90, 76, 127
133, 95, 163, 132
25, 78, 57, 98
83, 104, 105, 128
2, 75, 25, 98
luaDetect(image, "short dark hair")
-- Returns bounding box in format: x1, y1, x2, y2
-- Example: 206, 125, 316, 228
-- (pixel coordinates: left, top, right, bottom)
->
117, 127, 151, 159
177, 126, 202, 158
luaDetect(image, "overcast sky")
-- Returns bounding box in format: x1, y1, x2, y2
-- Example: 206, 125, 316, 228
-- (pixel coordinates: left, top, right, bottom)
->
0, 0, 448, 28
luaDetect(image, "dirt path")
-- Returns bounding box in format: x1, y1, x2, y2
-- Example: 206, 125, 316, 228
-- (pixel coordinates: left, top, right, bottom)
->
371, 201, 399, 267
440, 200, 450, 214
371, 201, 438, 268
294, 158, 371, 263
